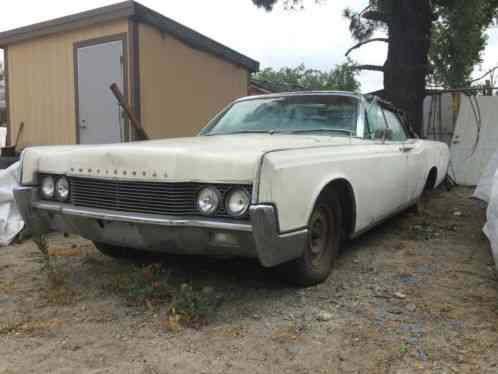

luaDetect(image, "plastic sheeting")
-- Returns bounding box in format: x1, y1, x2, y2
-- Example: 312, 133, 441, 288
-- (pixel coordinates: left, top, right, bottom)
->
474, 151, 498, 271
450, 96, 498, 186
0, 162, 24, 246
474, 151, 498, 202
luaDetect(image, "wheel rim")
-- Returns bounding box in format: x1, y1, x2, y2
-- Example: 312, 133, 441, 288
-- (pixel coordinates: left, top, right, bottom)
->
307, 205, 334, 268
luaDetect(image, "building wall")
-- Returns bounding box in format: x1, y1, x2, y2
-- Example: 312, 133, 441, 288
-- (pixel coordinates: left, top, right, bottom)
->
7, 20, 129, 148
138, 23, 249, 139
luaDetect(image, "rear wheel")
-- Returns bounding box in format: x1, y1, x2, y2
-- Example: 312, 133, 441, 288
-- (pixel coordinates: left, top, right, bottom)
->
278, 192, 342, 286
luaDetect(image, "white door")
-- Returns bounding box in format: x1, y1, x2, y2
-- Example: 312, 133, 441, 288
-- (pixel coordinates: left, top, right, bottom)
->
404, 139, 426, 201
382, 108, 424, 204
77, 40, 125, 144
365, 103, 409, 218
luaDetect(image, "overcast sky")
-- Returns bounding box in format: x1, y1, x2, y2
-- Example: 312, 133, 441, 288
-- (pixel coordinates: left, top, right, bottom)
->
1, 0, 497, 93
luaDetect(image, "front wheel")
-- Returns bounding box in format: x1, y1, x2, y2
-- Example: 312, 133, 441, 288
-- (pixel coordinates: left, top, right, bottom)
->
277, 192, 342, 286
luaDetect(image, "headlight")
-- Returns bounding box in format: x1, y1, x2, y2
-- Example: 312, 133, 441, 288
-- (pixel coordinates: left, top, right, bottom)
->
225, 189, 250, 218
197, 187, 221, 216
41, 176, 55, 199
55, 177, 70, 202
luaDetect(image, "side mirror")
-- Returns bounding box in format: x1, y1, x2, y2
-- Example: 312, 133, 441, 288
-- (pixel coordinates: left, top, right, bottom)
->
374, 128, 393, 141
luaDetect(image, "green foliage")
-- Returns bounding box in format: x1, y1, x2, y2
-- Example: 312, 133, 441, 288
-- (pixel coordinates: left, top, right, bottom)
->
253, 62, 361, 92
429, 0, 498, 88
172, 283, 211, 322
344, 0, 498, 88
32, 233, 50, 266
107, 264, 172, 306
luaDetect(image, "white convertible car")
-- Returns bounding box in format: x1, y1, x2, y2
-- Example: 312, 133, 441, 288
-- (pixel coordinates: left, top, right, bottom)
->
15, 92, 449, 285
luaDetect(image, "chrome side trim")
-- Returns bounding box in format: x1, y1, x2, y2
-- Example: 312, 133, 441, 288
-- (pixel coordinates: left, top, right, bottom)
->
250, 204, 307, 267
32, 201, 253, 232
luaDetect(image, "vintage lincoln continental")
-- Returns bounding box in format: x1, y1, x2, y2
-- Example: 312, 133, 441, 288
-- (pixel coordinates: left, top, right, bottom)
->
14, 92, 449, 286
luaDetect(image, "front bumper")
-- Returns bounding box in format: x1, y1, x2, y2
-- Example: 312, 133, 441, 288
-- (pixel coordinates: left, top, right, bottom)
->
13, 187, 307, 268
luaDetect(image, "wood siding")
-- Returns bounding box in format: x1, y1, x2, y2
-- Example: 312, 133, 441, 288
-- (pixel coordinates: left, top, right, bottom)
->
138, 23, 249, 139
7, 20, 129, 148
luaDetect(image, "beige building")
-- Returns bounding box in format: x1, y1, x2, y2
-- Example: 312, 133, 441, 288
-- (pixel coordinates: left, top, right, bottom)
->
0, 1, 259, 149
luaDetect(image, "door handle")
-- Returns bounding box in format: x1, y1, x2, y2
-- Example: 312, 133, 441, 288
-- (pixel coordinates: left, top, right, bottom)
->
80, 120, 88, 129
399, 146, 414, 153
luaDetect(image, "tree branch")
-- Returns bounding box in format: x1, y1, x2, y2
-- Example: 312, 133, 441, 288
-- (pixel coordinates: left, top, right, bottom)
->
345, 38, 389, 57
469, 65, 498, 84
353, 65, 385, 72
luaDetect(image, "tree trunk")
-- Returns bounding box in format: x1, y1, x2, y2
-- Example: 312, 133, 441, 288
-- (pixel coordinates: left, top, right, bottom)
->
383, 0, 432, 136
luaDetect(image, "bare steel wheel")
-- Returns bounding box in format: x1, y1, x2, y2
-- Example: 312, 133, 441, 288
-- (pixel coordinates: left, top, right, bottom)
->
307, 205, 334, 269
277, 191, 342, 286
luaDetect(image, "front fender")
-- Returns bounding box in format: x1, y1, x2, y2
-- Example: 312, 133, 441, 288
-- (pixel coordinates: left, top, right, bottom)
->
257, 150, 357, 233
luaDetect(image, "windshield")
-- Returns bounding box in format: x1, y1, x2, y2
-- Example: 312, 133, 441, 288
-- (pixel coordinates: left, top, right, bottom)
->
201, 95, 359, 136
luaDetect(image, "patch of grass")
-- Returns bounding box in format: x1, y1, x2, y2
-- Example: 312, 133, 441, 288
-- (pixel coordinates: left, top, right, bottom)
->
168, 283, 212, 327
105, 264, 173, 307
31, 231, 78, 305
32, 233, 51, 271
160, 283, 219, 332
103, 264, 218, 330
399, 343, 409, 355
0, 280, 15, 295
127, 264, 172, 306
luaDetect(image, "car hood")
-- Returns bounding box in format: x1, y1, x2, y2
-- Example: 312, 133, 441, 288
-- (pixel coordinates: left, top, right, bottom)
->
20, 134, 352, 185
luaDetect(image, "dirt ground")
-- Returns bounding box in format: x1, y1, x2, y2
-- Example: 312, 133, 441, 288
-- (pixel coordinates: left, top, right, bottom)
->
1, 187, 497, 374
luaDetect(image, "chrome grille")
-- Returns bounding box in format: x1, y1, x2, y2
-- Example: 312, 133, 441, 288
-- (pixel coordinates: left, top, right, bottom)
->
68, 177, 252, 219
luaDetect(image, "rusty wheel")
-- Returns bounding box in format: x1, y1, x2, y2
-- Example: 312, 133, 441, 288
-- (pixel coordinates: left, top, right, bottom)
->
307, 204, 335, 269
278, 191, 342, 286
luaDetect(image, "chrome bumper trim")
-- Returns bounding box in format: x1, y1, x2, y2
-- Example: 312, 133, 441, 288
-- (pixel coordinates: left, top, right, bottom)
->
249, 205, 307, 267
14, 187, 307, 268
31, 201, 253, 232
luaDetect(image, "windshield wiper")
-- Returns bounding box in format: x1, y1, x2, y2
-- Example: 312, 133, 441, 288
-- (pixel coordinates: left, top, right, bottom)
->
206, 130, 273, 136
278, 129, 355, 136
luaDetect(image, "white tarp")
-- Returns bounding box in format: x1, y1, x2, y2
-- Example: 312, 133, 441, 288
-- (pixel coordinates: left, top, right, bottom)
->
0, 162, 24, 246
474, 151, 498, 271
450, 96, 498, 186
474, 151, 498, 202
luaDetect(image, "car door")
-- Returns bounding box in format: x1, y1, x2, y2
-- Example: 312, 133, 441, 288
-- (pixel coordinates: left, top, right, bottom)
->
364, 103, 409, 219
383, 109, 425, 203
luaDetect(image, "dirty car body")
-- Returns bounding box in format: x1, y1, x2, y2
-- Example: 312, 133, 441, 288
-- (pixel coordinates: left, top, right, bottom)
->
15, 92, 450, 285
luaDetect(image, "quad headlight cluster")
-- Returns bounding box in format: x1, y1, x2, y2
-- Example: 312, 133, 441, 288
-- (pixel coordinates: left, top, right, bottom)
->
40, 175, 71, 202
197, 186, 251, 218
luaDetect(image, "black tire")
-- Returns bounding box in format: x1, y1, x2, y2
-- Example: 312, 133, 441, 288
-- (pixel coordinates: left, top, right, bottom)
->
93, 242, 148, 260
278, 191, 342, 287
